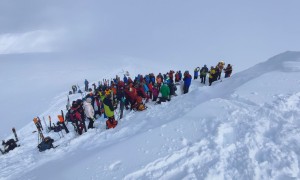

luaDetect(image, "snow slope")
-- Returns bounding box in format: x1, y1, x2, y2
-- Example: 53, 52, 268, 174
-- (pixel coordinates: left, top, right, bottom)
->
1, 51, 300, 180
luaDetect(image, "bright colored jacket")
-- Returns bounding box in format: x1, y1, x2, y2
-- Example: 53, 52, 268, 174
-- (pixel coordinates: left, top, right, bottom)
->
148, 83, 153, 92
152, 87, 159, 97
183, 74, 192, 87
123, 76, 128, 84
160, 84, 170, 98
194, 71, 199, 77
103, 97, 114, 118
209, 69, 216, 79
143, 84, 149, 92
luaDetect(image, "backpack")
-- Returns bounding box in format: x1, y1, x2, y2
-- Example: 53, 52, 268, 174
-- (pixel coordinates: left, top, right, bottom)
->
137, 103, 146, 111
106, 118, 118, 129
38, 137, 54, 152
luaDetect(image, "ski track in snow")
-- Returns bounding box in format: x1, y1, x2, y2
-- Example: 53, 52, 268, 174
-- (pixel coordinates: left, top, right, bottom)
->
1, 51, 300, 180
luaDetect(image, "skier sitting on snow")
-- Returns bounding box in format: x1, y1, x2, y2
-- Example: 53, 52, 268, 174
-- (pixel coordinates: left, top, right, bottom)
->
156, 82, 170, 104
2, 139, 18, 154
132, 96, 147, 111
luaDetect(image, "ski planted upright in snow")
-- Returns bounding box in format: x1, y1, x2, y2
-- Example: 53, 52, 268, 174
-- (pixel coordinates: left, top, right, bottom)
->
33, 117, 45, 141
12, 128, 18, 142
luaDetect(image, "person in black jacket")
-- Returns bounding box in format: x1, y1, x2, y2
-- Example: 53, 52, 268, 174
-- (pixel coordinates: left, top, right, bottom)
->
224, 64, 233, 78
200, 65, 208, 84
116, 87, 126, 119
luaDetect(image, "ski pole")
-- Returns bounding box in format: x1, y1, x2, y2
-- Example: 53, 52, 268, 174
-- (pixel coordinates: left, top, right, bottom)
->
42, 117, 49, 133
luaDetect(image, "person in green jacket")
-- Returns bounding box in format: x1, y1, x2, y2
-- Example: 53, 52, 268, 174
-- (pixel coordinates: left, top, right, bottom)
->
157, 82, 170, 104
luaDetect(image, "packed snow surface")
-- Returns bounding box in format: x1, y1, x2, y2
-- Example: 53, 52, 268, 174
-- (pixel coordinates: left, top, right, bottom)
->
1, 51, 300, 180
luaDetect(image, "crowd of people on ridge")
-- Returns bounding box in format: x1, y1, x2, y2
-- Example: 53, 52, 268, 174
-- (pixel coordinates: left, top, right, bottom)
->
66, 61, 233, 133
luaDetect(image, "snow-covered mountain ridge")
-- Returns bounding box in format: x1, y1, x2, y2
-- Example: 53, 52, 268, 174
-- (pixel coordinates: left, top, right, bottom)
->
1, 51, 300, 180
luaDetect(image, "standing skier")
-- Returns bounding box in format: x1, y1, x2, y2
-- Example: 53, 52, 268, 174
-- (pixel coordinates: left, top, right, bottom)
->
183, 71, 192, 94
116, 86, 126, 119
84, 79, 89, 92
216, 61, 225, 80
224, 64, 233, 78
83, 98, 95, 129
72, 85, 77, 94
194, 67, 200, 79
209, 66, 216, 86
103, 94, 117, 128
200, 65, 209, 84
70, 102, 85, 135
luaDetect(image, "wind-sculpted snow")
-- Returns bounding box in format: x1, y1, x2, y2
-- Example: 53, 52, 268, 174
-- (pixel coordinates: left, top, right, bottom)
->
124, 93, 300, 179
1, 51, 300, 180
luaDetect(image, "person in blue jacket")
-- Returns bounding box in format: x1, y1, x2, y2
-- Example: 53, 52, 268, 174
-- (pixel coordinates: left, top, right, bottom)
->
194, 67, 200, 79
123, 75, 128, 84
183, 71, 192, 94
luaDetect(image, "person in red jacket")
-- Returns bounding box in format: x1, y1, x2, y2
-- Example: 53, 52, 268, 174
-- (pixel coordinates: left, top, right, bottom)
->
148, 82, 153, 99
70, 102, 85, 135
169, 70, 175, 83
175, 72, 180, 83
152, 84, 159, 102
124, 83, 137, 110
136, 83, 149, 102
156, 73, 163, 91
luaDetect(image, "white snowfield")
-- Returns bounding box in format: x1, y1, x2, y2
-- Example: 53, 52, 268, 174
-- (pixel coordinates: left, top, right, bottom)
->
1, 51, 300, 180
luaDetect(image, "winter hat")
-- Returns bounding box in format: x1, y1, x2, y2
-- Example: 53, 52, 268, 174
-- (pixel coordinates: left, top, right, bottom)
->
72, 101, 79, 108
86, 98, 92, 103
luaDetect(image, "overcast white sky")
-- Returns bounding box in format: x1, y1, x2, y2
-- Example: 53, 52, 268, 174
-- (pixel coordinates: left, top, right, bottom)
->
0, 0, 300, 136
1, 0, 300, 69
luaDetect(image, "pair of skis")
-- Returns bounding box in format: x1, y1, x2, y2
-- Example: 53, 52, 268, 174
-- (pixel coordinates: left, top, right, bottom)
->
39, 110, 69, 135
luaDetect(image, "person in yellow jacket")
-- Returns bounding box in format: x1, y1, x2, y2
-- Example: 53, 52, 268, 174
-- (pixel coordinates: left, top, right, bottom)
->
103, 93, 115, 120
209, 66, 216, 86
